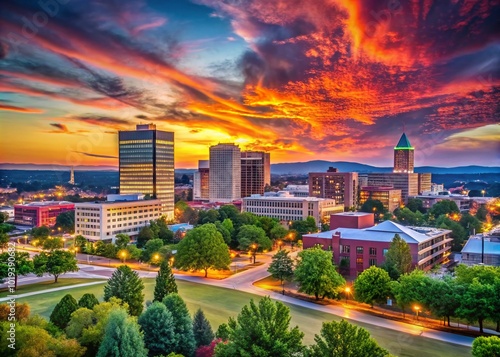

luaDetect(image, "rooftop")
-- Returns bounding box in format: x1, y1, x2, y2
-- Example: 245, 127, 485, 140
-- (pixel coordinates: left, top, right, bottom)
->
332, 212, 373, 217
245, 191, 328, 202
15, 201, 74, 207
462, 238, 500, 255
305, 220, 451, 244
395, 132, 414, 149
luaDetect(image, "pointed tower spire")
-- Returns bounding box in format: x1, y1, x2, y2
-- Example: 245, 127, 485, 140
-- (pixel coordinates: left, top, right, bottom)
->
393, 133, 414, 173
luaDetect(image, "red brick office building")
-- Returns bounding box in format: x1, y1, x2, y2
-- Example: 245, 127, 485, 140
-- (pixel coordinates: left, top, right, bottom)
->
14, 201, 75, 227
304, 212, 452, 276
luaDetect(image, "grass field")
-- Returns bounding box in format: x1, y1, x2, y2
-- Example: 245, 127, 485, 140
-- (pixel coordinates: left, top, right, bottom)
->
18, 279, 470, 357
0, 278, 106, 298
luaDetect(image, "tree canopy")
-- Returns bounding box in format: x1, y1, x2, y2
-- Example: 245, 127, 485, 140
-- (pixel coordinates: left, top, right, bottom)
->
162, 293, 196, 357
154, 260, 178, 302
294, 246, 345, 300
354, 266, 392, 307
193, 308, 215, 348
103, 265, 145, 316
384, 234, 412, 278
0, 251, 33, 290
267, 249, 294, 295
308, 320, 389, 357
472, 336, 500, 357
138, 302, 176, 357
174, 223, 231, 278
50, 293, 78, 329
214, 297, 304, 357
33, 249, 78, 283
237, 225, 272, 251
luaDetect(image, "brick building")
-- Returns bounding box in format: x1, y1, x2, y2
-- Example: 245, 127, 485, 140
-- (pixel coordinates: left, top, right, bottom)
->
14, 201, 75, 227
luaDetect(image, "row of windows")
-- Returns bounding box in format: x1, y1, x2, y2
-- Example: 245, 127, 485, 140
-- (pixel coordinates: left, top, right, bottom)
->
76, 218, 100, 223
245, 201, 307, 208
247, 208, 304, 215
341, 245, 386, 256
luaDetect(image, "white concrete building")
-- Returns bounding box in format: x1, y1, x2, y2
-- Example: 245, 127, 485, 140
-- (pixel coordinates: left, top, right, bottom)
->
283, 185, 309, 197
242, 191, 343, 225
209, 143, 241, 202
74, 194, 162, 242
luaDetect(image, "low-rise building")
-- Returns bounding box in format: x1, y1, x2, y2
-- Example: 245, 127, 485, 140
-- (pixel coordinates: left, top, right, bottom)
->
303, 217, 452, 276
411, 193, 471, 212
74, 194, 162, 242
359, 186, 402, 212
14, 201, 75, 227
0, 206, 14, 221
283, 185, 309, 197
242, 191, 343, 226
461, 229, 500, 266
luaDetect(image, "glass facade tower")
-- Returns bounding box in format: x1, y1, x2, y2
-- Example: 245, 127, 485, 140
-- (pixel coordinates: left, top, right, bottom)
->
119, 124, 174, 219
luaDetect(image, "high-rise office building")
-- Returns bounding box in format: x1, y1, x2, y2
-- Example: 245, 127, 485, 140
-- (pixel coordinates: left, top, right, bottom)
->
393, 133, 414, 173
309, 167, 358, 209
209, 143, 241, 202
119, 124, 174, 219
418, 173, 432, 194
366, 172, 418, 203
241, 151, 271, 198
193, 160, 209, 201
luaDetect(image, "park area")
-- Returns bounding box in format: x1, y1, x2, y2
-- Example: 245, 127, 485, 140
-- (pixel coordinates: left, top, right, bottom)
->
14, 278, 471, 357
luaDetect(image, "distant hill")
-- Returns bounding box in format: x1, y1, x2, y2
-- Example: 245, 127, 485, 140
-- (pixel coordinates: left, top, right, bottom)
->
0, 163, 118, 171
270, 161, 500, 175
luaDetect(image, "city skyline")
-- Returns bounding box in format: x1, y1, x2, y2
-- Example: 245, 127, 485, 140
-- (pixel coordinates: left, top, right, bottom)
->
0, 0, 499, 168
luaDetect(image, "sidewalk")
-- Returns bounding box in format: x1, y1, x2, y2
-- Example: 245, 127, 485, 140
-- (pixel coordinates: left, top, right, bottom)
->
0, 281, 106, 302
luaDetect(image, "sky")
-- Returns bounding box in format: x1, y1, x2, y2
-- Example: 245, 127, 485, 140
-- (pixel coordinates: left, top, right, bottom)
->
0, 0, 499, 169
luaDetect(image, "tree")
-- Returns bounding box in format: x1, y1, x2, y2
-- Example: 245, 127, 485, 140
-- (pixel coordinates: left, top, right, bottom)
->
193, 308, 215, 347
115, 233, 131, 250
154, 260, 178, 302
159, 225, 174, 245
103, 265, 145, 316
294, 246, 346, 300
97, 308, 148, 357
456, 278, 494, 333
476, 206, 489, 221
78, 293, 100, 310
290, 216, 318, 239
0, 251, 33, 290
425, 277, 463, 326
384, 234, 412, 278
175, 223, 231, 278
196, 339, 223, 357
163, 293, 196, 357
270, 225, 287, 240
267, 250, 294, 295
32, 225, 50, 239
42, 237, 64, 250
459, 213, 483, 235
214, 297, 304, 357
198, 209, 220, 225
55, 210, 75, 232
216, 323, 231, 340
214, 221, 231, 245
256, 216, 279, 238
127, 244, 142, 260
237, 225, 272, 263
354, 266, 391, 307
0, 302, 30, 321
0, 212, 8, 224
0, 233, 9, 252
50, 293, 79, 329
429, 200, 460, 217
406, 198, 424, 213
33, 249, 78, 283
436, 215, 468, 251
141, 238, 165, 263
138, 302, 176, 357
472, 336, 500, 357
74, 235, 87, 251
308, 319, 389, 357
137, 226, 154, 248
390, 270, 431, 317
360, 199, 385, 214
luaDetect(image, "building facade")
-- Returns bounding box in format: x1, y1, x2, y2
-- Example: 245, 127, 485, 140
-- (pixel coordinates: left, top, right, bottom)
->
241, 151, 270, 198
74, 195, 162, 242
14, 201, 75, 227
309, 168, 358, 209
303, 219, 453, 276
393, 133, 414, 173
242, 191, 343, 225
209, 143, 241, 202
193, 160, 209, 201
461, 232, 500, 266
359, 186, 402, 212
283, 185, 310, 197
418, 173, 432, 193
367, 172, 418, 203
119, 124, 174, 219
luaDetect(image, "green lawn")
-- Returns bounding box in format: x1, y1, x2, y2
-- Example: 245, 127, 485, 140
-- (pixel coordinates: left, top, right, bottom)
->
19, 279, 470, 357
0, 278, 106, 298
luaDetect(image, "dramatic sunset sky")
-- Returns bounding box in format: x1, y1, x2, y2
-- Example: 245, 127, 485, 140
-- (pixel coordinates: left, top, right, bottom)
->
0, 0, 499, 168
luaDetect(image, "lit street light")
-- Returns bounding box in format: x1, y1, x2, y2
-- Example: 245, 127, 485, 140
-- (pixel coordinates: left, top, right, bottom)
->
251, 244, 257, 264
344, 286, 351, 303
413, 305, 420, 320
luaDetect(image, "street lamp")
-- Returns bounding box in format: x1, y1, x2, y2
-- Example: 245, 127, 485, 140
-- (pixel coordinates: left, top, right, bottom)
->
344, 286, 351, 303
230, 252, 236, 273
23, 235, 28, 245
277, 240, 282, 251
251, 244, 257, 264
120, 251, 127, 264
413, 305, 420, 320
481, 190, 486, 197
169, 257, 175, 267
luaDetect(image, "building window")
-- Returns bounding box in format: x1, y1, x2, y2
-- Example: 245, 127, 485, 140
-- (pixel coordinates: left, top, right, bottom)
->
383, 248, 389, 256
356, 257, 363, 265
369, 247, 377, 256
356, 246, 363, 255
369, 258, 377, 266
341, 245, 350, 254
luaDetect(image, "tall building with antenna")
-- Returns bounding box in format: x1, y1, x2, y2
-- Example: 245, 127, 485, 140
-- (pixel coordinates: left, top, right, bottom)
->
68, 167, 75, 185
393, 132, 414, 173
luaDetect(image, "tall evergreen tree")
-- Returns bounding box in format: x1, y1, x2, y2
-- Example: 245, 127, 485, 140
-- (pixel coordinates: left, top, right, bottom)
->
97, 309, 148, 357
50, 293, 79, 329
154, 260, 178, 302
163, 293, 196, 357
104, 265, 145, 316
385, 234, 412, 278
78, 293, 100, 310
192, 308, 214, 347
138, 302, 177, 357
